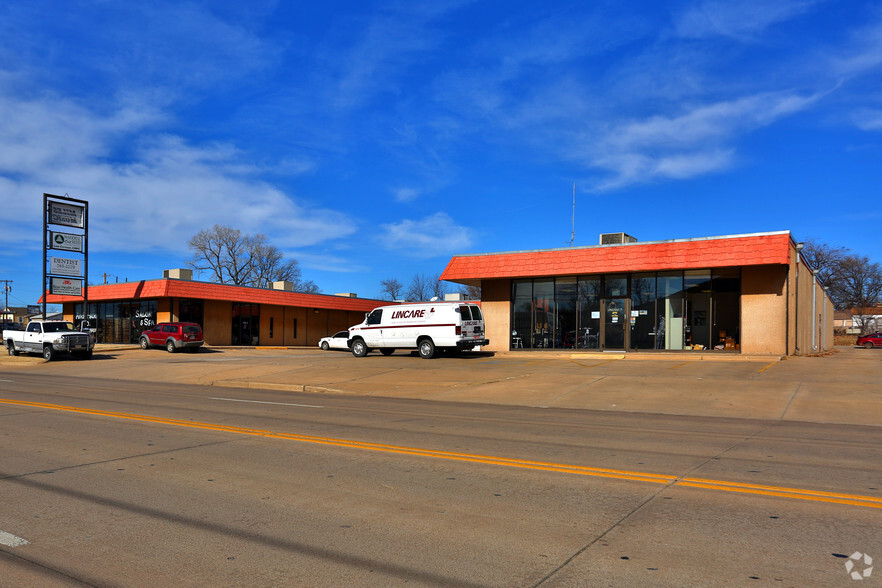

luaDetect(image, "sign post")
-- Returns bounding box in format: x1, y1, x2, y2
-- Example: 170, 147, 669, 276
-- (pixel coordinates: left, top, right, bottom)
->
43, 194, 88, 322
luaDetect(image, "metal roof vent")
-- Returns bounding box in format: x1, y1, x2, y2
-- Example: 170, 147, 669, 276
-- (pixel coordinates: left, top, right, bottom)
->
599, 232, 637, 245
163, 268, 193, 280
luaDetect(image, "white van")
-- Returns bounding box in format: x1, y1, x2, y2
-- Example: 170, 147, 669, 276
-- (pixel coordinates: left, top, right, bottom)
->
348, 302, 489, 359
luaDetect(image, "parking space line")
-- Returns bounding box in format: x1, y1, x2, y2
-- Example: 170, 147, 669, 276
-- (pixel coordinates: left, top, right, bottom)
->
668, 361, 694, 370
758, 361, 778, 373
2, 397, 879, 511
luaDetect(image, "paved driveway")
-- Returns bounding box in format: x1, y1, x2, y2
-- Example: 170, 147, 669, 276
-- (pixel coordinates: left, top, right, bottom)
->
3, 345, 879, 427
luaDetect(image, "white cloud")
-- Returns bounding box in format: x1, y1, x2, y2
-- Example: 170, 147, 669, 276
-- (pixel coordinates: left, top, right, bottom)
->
393, 187, 421, 202
674, 0, 820, 40
853, 109, 882, 131
0, 94, 356, 256
589, 91, 822, 188
378, 212, 474, 258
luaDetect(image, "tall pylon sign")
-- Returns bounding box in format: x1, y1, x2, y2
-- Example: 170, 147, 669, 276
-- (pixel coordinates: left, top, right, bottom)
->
43, 193, 88, 323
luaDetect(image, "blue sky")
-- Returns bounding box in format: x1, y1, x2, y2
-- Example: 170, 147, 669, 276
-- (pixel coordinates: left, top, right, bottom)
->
2, 0, 882, 308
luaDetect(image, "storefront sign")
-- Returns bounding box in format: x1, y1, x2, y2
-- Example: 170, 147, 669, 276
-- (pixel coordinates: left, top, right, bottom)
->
50, 231, 84, 252
50, 257, 83, 277
48, 201, 85, 228
51, 277, 82, 296
27, 305, 40, 315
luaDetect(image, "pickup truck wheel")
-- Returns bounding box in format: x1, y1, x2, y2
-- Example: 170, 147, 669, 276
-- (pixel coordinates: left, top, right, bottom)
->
140, 337, 149, 350
380, 348, 394, 356
418, 338, 436, 359
7, 343, 17, 357
351, 338, 369, 357
166, 340, 176, 353
43, 346, 55, 362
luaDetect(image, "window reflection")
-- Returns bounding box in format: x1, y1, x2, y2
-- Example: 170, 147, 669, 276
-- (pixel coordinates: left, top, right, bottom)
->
510, 270, 740, 352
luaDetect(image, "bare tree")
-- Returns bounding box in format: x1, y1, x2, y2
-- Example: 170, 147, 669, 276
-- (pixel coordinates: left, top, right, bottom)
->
831, 255, 882, 334
801, 239, 882, 334
801, 239, 848, 288
430, 274, 448, 300
379, 278, 404, 301
188, 225, 318, 292
406, 274, 433, 302
458, 283, 482, 300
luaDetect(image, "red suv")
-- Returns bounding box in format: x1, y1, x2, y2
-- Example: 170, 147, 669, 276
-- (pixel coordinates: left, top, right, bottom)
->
139, 322, 204, 353
856, 332, 882, 349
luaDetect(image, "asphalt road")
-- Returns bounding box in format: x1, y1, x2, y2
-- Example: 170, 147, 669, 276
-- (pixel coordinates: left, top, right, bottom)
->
1, 369, 880, 586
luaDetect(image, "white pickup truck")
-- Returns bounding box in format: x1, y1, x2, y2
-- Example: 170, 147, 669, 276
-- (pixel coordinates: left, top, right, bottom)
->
3, 320, 95, 361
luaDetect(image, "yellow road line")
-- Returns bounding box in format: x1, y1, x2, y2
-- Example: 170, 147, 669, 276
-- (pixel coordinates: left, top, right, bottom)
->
3, 398, 879, 510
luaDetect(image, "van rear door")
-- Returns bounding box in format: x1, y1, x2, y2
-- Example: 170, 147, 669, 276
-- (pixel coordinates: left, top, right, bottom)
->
459, 305, 484, 340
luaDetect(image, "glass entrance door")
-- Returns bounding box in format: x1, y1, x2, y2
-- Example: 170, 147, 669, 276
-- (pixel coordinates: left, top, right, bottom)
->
603, 298, 628, 349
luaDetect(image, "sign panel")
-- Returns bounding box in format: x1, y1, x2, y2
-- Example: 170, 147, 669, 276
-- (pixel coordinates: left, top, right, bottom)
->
50, 257, 83, 277
50, 231, 84, 252
51, 277, 82, 296
48, 201, 85, 228
27, 305, 40, 315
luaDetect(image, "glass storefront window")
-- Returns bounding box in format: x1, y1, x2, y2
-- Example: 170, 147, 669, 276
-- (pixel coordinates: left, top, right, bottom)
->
712, 268, 740, 350
657, 272, 684, 350
577, 278, 601, 349
555, 278, 577, 349
532, 280, 554, 348
604, 275, 628, 297
630, 273, 657, 350
179, 299, 204, 326
511, 280, 532, 349
74, 300, 157, 344
685, 270, 712, 350
232, 303, 260, 345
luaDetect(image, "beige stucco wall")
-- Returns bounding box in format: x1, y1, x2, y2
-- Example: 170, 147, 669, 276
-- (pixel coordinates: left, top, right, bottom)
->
203, 300, 231, 345
480, 279, 511, 352
787, 249, 835, 355
741, 265, 788, 355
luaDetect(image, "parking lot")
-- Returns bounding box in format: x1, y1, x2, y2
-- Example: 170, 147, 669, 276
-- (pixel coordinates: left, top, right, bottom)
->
3, 344, 879, 427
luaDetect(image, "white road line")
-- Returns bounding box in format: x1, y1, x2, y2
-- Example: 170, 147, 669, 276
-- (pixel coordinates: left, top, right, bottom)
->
0, 379, 16, 383
0, 530, 29, 547
211, 397, 324, 409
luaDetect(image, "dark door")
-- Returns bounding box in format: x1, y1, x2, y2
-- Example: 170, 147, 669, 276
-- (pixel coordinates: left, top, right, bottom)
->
603, 298, 628, 349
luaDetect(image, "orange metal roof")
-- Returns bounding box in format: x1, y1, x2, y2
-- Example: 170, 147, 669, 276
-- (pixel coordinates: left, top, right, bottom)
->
441, 232, 793, 284
44, 279, 387, 312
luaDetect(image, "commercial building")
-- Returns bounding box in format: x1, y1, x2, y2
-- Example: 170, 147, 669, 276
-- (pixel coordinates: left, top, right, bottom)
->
441, 231, 833, 355
46, 269, 386, 347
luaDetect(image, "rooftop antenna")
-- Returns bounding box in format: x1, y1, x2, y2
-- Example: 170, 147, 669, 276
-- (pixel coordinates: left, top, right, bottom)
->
568, 182, 575, 246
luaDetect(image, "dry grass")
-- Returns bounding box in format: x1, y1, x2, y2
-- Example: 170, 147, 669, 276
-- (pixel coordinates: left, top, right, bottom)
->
834, 335, 857, 346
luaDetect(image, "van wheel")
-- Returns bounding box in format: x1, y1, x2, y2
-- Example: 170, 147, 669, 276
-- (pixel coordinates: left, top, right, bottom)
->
351, 338, 369, 357
418, 338, 436, 359
380, 348, 394, 356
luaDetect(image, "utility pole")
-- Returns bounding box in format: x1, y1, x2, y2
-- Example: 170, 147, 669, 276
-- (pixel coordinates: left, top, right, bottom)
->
1, 280, 11, 319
